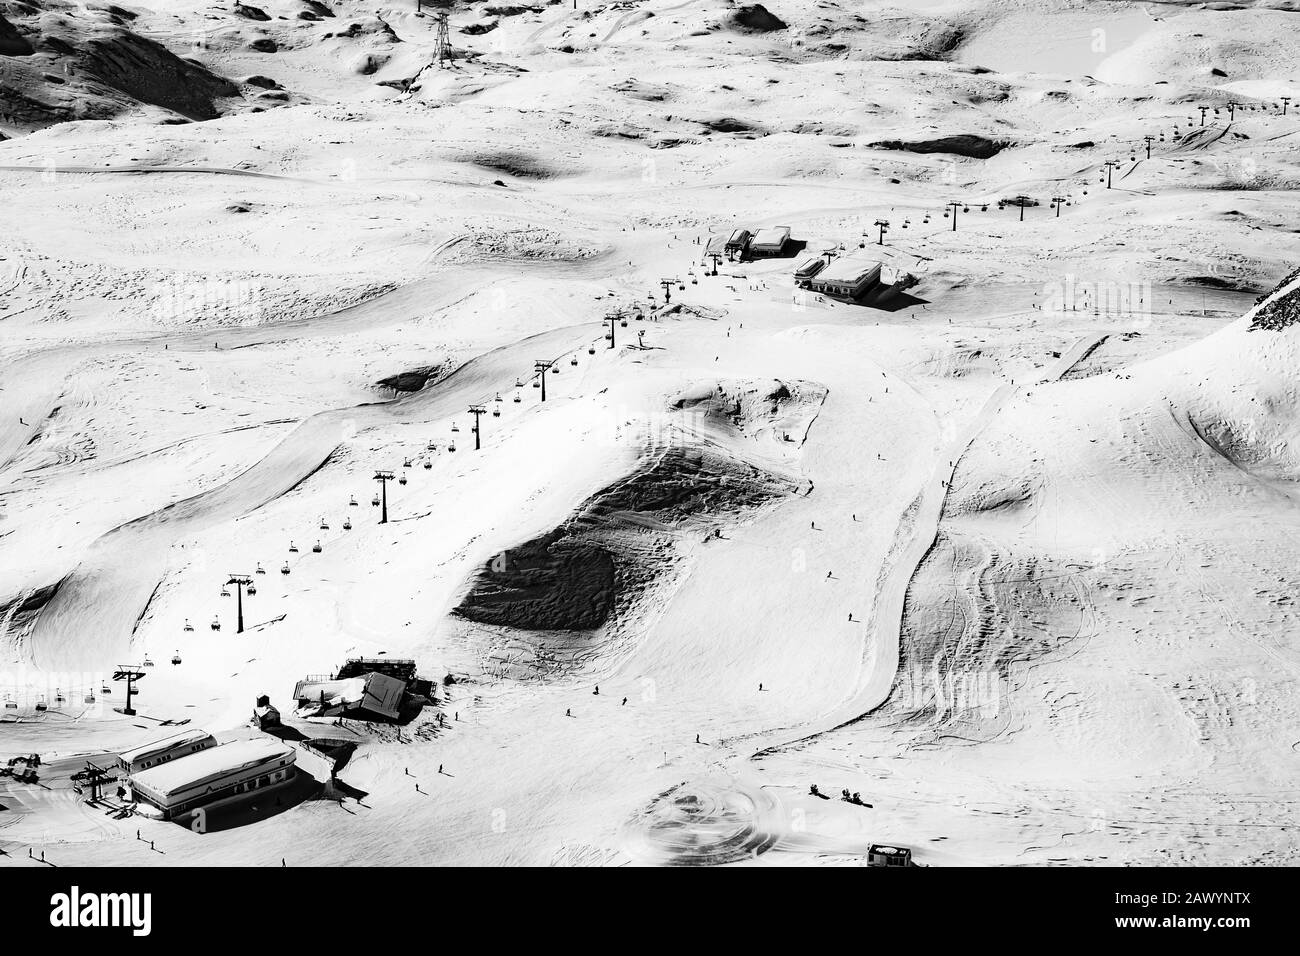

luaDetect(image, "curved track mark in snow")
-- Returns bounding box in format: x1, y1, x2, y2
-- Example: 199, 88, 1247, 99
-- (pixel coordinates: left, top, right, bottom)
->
0, 164, 316, 183
748, 332, 1109, 757
1168, 403, 1298, 505
621, 776, 784, 865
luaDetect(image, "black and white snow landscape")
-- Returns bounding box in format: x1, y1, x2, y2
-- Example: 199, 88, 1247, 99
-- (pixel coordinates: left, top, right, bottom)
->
2, 0, 1300, 871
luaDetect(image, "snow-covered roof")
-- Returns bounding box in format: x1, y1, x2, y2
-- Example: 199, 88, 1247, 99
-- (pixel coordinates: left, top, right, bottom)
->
130, 738, 295, 797
750, 226, 790, 248
794, 257, 826, 279
117, 729, 215, 765
293, 672, 405, 720
816, 257, 881, 283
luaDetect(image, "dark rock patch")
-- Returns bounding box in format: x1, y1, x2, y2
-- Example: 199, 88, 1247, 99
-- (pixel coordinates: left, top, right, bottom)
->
375, 366, 444, 393
454, 446, 799, 633
455, 530, 616, 631
700, 115, 765, 134
0, 13, 34, 55
730, 4, 787, 32
464, 149, 563, 179
1249, 265, 1300, 331
234, 3, 271, 21
867, 134, 1011, 159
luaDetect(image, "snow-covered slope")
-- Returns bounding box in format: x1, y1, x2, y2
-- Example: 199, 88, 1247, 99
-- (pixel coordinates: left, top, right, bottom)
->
3, 0, 1300, 867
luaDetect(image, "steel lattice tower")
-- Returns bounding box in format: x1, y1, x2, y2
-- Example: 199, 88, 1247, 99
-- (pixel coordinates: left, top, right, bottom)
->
435, 13, 453, 68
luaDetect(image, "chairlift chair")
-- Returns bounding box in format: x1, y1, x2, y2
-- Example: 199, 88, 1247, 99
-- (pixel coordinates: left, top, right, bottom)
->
350, 496, 359, 506
372, 495, 380, 507
492, 406, 501, 418
220, 586, 230, 598
171, 652, 182, 666
184, 618, 194, 632
281, 563, 291, 575
320, 518, 329, 530
143, 655, 154, 667
570, 356, 578, 366
35, 699, 47, 712
312, 541, 323, 553
256, 563, 266, 574
398, 475, 408, 486
247, 583, 257, 596
84, 692, 96, 703
449, 441, 457, 452
451, 422, 460, 432
211, 618, 221, 630
344, 517, 354, 529
513, 391, 522, 402
404, 459, 412, 468
587, 346, 596, 355
423, 460, 432, 469
620, 318, 628, 328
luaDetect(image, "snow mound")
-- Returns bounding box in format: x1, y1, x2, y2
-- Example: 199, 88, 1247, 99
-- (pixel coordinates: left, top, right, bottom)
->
669, 378, 828, 447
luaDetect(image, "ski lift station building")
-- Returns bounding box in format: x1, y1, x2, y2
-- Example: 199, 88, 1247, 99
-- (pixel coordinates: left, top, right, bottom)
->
116, 729, 217, 776
292, 672, 407, 722
748, 225, 792, 257
808, 257, 882, 298
867, 844, 915, 867
794, 256, 827, 285
724, 228, 752, 256
127, 736, 296, 820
